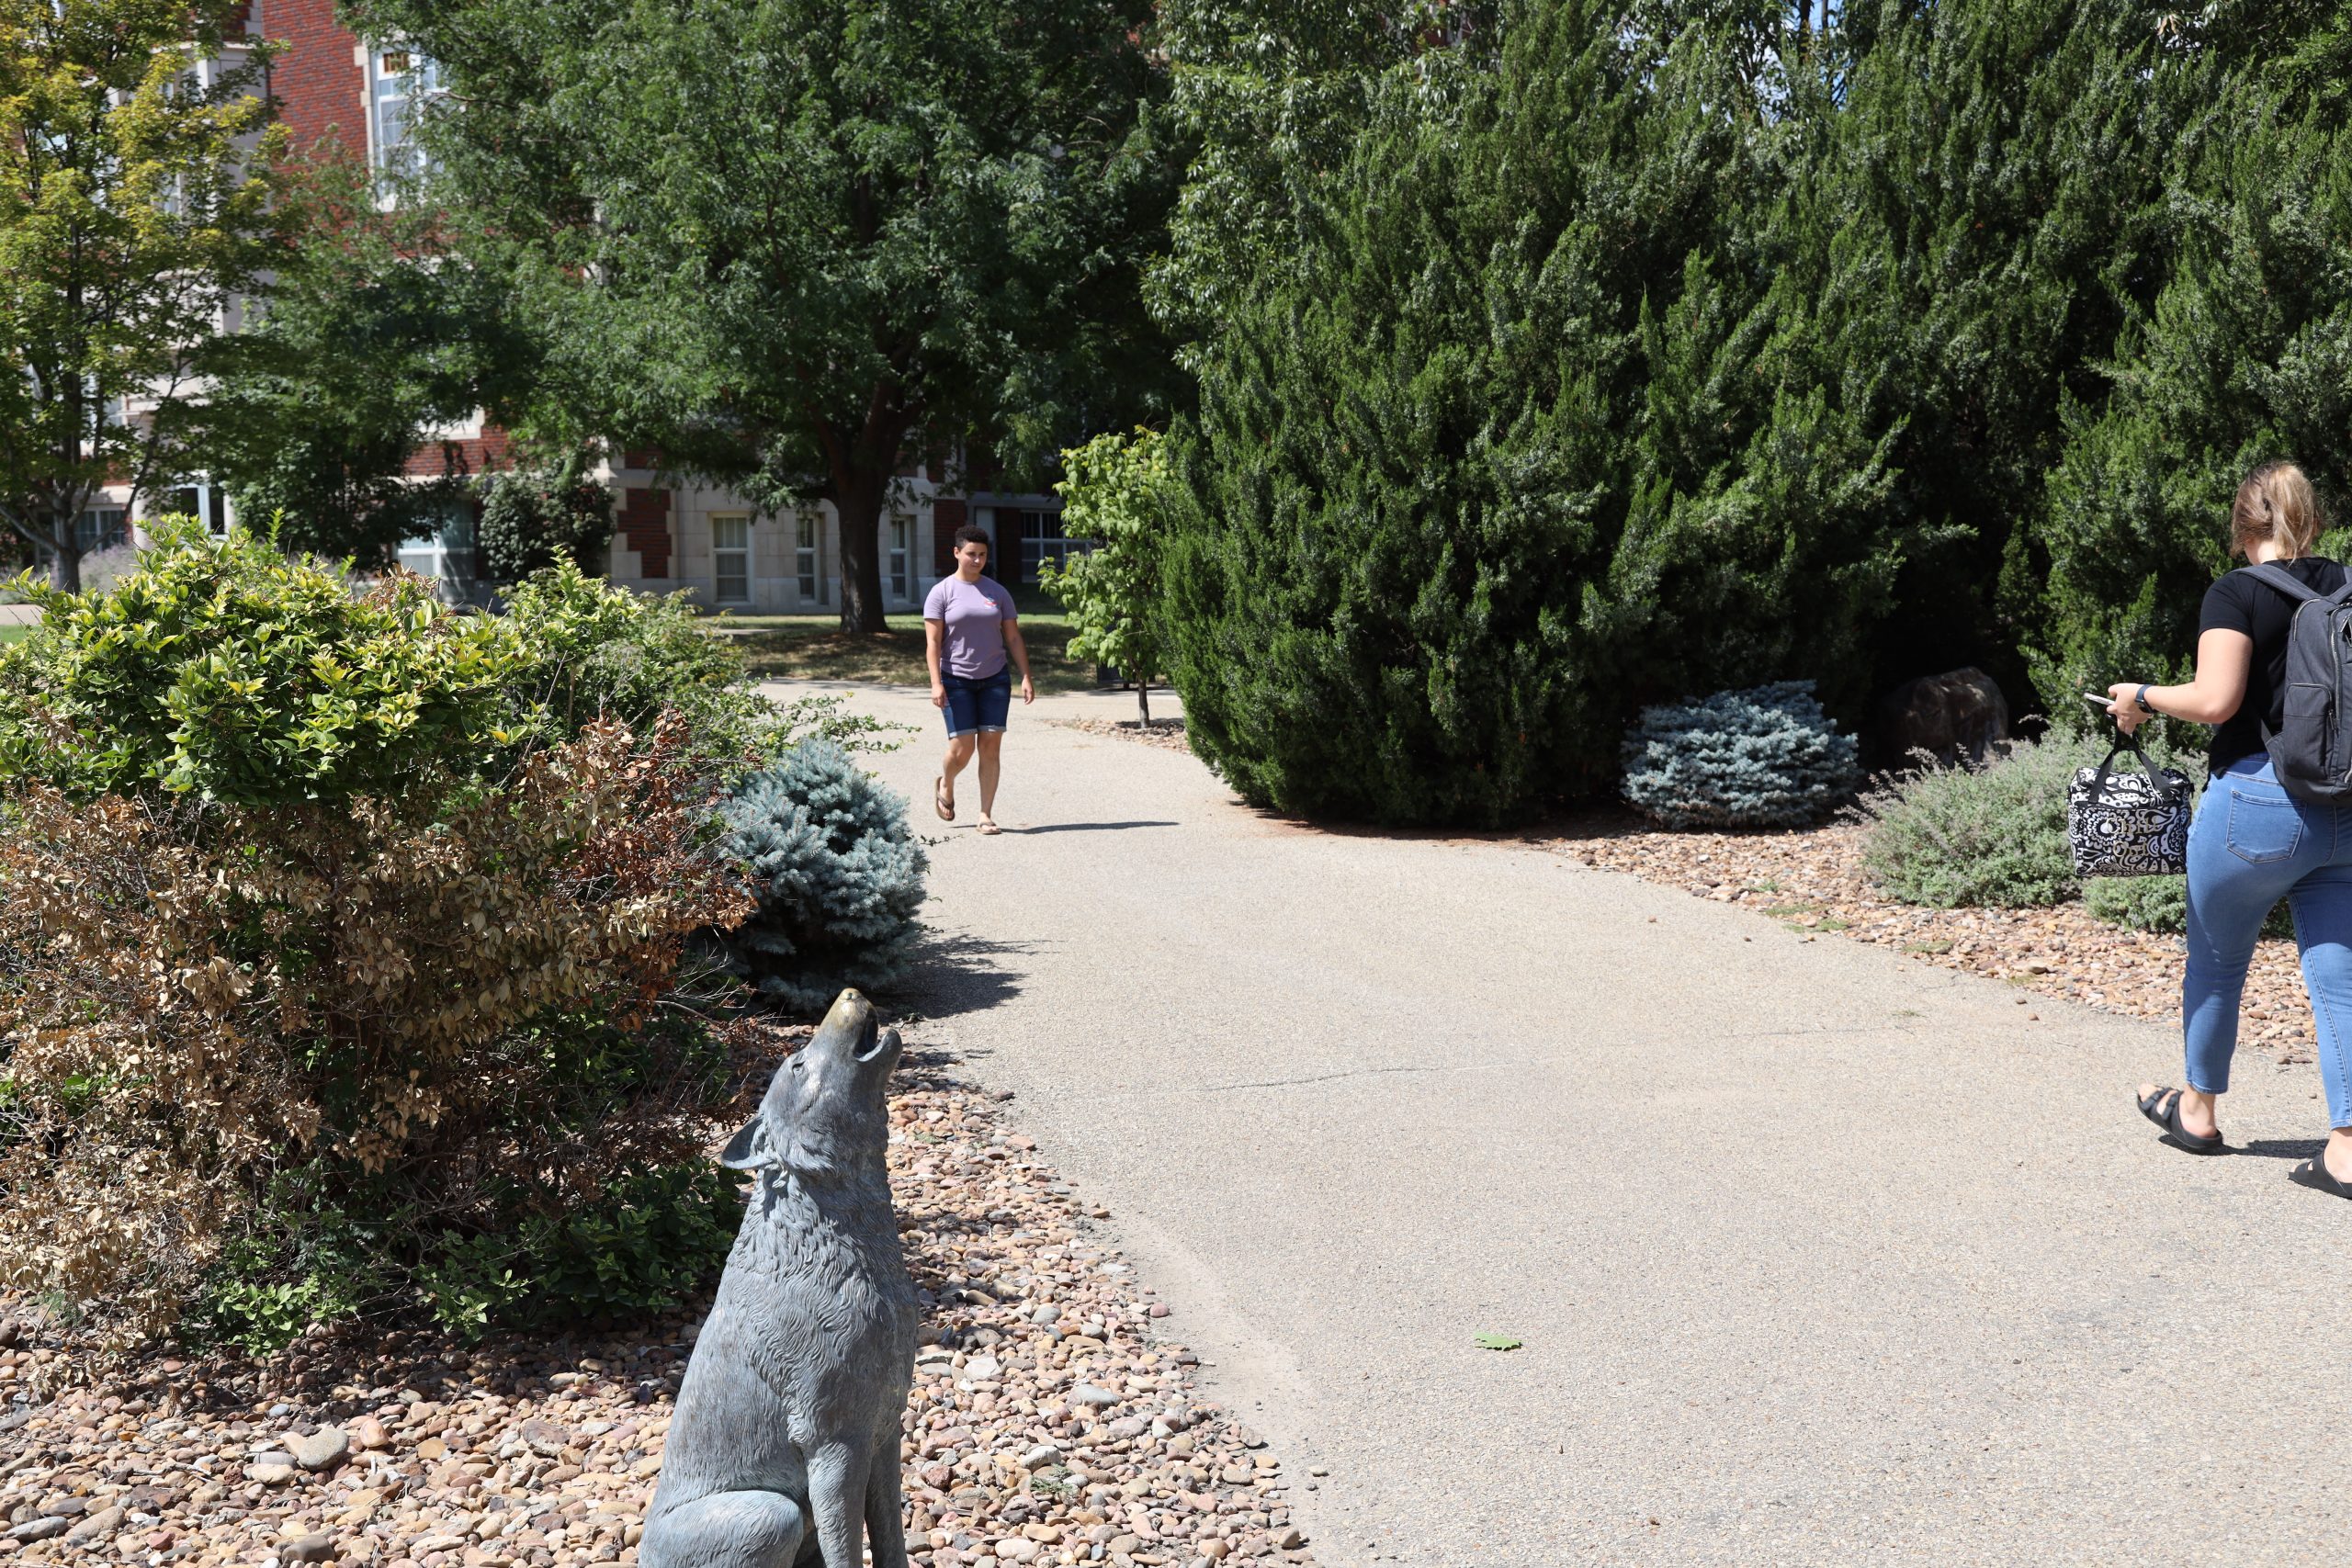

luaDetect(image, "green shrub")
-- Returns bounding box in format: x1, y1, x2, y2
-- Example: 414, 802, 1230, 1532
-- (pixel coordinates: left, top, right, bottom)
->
714, 740, 930, 1013
501, 558, 900, 773
1863, 728, 2211, 908
0, 520, 526, 803
2083, 874, 2188, 932
1860, 733, 2108, 908
1622, 682, 1859, 829
2085, 874, 2293, 940
479, 457, 614, 585
0, 528, 757, 1348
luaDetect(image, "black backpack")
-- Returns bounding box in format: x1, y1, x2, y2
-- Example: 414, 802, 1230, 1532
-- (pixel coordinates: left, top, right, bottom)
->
2243, 561, 2352, 803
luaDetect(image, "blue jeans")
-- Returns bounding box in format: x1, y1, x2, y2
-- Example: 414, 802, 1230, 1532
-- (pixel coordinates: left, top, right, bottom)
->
2185, 754, 2352, 1126
940, 670, 1012, 738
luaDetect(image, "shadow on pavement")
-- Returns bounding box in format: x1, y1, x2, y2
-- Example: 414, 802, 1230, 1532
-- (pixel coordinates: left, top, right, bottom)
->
2237, 1137, 2328, 1161
1009, 820, 1178, 835
899, 932, 1033, 1019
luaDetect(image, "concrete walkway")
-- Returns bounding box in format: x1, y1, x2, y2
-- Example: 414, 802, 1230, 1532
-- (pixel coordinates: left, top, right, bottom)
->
778, 680, 2352, 1567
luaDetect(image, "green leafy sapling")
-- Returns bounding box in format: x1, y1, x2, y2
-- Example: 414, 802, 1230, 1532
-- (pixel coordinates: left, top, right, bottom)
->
1042, 429, 1172, 726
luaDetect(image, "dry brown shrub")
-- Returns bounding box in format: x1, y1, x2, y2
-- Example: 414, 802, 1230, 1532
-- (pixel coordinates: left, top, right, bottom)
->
0, 716, 752, 1347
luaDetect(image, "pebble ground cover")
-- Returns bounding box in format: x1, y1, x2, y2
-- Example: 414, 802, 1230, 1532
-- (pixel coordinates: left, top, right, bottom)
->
1554, 817, 2318, 1068
1044, 719, 1191, 755
0, 1032, 1317, 1568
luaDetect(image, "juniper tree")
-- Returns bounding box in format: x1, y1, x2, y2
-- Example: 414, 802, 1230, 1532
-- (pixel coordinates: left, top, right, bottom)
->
1161, 0, 1904, 823
2029, 63, 2352, 711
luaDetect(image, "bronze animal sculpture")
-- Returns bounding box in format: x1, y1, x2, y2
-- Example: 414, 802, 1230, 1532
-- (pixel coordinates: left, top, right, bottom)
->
639, 988, 919, 1568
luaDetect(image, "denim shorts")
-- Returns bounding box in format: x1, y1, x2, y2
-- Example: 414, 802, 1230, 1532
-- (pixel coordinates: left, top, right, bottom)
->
941, 670, 1012, 738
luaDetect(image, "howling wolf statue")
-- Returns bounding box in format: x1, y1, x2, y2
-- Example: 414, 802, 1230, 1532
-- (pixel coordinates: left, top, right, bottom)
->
639, 988, 920, 1568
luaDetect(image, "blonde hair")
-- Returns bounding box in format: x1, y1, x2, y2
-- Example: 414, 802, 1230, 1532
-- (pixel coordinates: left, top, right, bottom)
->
2233, 460, 2324, 558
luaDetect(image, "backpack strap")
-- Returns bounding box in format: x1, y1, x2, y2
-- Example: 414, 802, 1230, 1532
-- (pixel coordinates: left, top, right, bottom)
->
2244, 561, 2323, 602
2241, 560, 2352, 607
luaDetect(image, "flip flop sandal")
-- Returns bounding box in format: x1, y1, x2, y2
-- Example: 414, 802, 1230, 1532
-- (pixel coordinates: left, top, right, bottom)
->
2290, 1154, 2352, 1201
977, 819, 1001, 836
934, 777, 954, 822
2137, 1085, 2226, 1155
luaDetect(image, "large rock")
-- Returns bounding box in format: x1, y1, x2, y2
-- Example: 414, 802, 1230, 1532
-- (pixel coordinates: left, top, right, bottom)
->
1871, 668, 2009, 767
289, 1427, 350, 1471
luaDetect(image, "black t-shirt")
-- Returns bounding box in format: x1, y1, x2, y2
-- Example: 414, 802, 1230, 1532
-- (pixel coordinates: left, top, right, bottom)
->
2199, 556, 2351, 770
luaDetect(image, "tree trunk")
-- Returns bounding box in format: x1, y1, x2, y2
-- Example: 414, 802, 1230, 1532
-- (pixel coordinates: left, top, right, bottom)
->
832, 470, 890, 635
46, 530, 82, 594
1137, 678, 1150, 728
822, 398, 911, 637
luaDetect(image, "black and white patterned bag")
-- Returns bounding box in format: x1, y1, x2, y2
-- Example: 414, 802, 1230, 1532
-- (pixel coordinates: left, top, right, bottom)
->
2068, 735, 2193, 877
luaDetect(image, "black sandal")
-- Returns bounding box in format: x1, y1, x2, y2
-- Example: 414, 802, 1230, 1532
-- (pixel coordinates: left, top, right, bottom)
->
2290, 1154, 2352, 1201
2137, 1086, 2226, 1155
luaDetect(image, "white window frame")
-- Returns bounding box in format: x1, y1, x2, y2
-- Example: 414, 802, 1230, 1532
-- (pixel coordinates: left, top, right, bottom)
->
398, 503, 477, 601
1019, 508, 1078, 584
164, 481, 231, 536
888, 514, 912, 603
365, 45, 446, 194
711, 513, 752, 605
796, 513, 822, 605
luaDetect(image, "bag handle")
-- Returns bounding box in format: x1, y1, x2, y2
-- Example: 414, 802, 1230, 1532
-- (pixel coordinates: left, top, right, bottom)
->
2087, 731, 2185, 807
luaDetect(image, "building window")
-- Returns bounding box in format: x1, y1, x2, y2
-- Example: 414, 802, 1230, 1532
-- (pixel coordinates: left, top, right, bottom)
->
74, 509, 128, 553
166, 484, 229, 536
796, 513, 821, 604
1018, 508, 1079, 584
368, 47, 446, 188
398, 505, 477, 602
712, 513, 751, 604
888, 515, 911, 603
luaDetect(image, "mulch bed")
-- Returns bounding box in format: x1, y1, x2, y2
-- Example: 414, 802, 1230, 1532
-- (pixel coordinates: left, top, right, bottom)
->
1546, 812, 2318, 1066
0, 1033, 1315, 1568
1046, 719, 1192, 756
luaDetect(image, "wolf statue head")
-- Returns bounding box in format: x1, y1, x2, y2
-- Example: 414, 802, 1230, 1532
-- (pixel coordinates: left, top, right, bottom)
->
722, 987, 903, 1183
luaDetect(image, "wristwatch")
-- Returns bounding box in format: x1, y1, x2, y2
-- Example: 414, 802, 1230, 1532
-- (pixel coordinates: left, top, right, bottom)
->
2135, 684, 2154, 715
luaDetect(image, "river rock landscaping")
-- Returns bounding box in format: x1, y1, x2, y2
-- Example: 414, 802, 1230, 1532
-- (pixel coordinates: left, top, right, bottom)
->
1046, 719, 1192, 756
1553, 815, 2318, 1067
0, 1029, 1316, 1568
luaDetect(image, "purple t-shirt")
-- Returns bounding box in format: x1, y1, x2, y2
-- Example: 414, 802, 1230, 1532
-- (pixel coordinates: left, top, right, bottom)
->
924, 573, 1019, 680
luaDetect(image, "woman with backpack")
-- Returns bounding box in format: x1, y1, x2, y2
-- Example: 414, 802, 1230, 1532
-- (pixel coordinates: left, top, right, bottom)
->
2104, 461, 2352, 1199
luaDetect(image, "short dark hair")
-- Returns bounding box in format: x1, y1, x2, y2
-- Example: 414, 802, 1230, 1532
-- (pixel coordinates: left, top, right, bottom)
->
953, 524, 991, 552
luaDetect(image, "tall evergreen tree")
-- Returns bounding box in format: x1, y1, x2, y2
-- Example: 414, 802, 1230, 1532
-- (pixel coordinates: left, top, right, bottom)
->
2028, 59, 2352, 710
1164, 0, 1901, 823
1752, 0, 2173, 702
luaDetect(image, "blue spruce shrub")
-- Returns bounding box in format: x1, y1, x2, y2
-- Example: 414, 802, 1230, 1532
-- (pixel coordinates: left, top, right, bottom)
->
714, 741, 930, 1011
1622, 682, 1860, 829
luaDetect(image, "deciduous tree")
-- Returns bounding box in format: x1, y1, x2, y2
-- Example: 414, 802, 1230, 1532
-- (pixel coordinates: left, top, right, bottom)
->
1042, 428, 1170, 724
0, 0, 288, 591
355, 0, 1182, 631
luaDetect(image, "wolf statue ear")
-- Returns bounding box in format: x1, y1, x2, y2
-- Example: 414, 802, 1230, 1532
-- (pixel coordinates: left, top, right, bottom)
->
719, 1115, 779, 1170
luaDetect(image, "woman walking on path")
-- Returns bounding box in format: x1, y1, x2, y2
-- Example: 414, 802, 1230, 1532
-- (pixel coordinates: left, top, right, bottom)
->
925, 525, 1035, 836
2106, 461, 2352, 1199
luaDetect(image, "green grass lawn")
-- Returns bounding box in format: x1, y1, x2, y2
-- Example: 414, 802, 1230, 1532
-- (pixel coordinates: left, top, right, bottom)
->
0, 626, 28, 645
724, 599, 1105, 694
